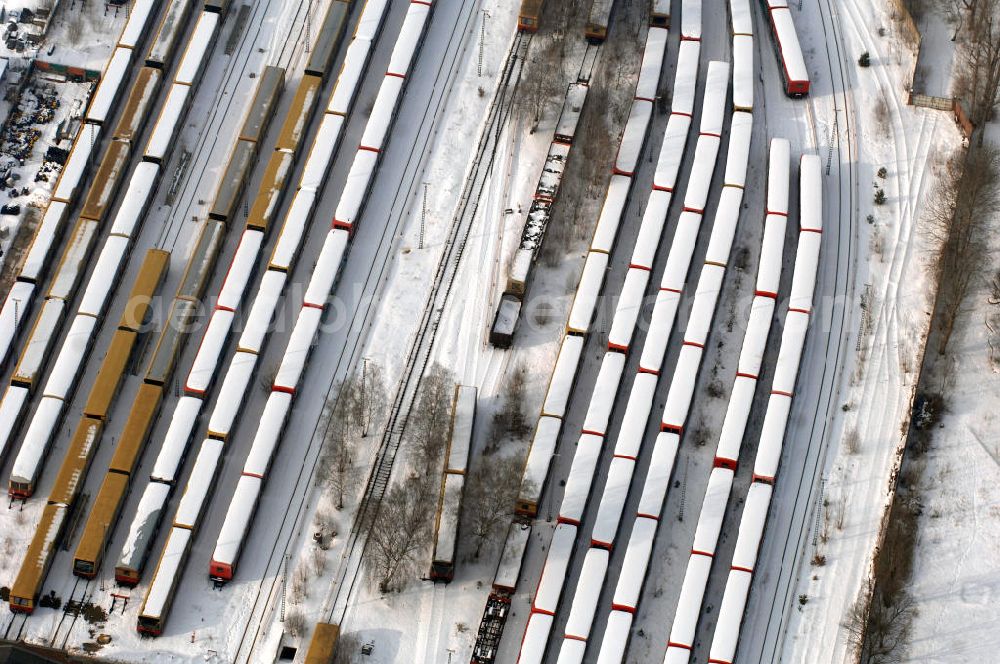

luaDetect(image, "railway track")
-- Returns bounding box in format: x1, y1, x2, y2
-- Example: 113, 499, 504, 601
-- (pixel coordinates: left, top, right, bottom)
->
747, 0, 859, 659
47, 578, 91, 651
157, 0, 314, 250
328, 26, 531, 627
3, 613, 27, 642
230, 3, 495, 660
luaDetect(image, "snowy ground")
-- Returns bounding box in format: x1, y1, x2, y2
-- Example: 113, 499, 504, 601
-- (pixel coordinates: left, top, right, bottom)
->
772, 1, 964, 662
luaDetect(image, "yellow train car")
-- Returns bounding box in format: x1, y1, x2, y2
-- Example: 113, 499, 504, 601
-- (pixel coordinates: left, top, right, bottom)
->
120, 248, 170, 332
518, 0, 543, 32
246, 151, 295, 233
274, 74, 323, 153
109, 383, 164, 475
80, 139, 132, 222
305, 622, 340, 664
48, 417, 104, 507
83, 329, 137, 420
9, 503, 68, 613
114, 67, 163, 144
73, 471, 130, 578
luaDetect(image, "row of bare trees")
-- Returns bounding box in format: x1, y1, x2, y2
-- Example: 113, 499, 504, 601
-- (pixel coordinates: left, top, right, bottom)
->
365, 362, 528, 592
950, 0, 1000, 132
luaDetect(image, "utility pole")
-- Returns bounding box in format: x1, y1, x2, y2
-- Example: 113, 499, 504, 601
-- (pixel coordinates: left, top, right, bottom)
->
478, 10, 489, 77
362, 357, 370, 436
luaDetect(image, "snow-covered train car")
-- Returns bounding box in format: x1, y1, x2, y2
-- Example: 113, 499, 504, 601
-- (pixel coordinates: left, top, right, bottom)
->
150, 396, 202, 484
683, 135, 722, 214
388, 1, 432, 77
360, 76, 404, 152
519, 613, 554, 664
45, 314, 96, 400
238, 271, 285, 354
733, 36, 754, 112
109, 162, 159, 236
614, 99, 653, 176
185, 310, 234, 395
771, 310, 809, 395
8, 395, 63, 497
554, 83, 589, 144
117, 0, 156, 50
651, 0, 671, 27
636, 432, 678, 518
537, 143, 569, 201
304, 230, 349, 307
0, 387, 29, 460
731, 482, 772, 571
242, 391, 292, 479
636, 27, 668, 101
597, 611, 633, 661
653, 113, 692, 192
591, 456, 634, 548
174, 11, 218, 86
630, 190, 671, 270
493, 521, 531, 593
730, 0, 753, 36
18, 201, 68, 284
723, 113, 753, 190
76, 235, 130, 319
714, 375, 756, 469
328, 38, 375, 116
591, 175, 630, 254
146, 0, 194, 68
770, 8, 810, 96
173, 439, 224, 529
681, 0, 702, 40
608, 267, 649, 352
516, 416, 561, 516
752, 393, 792, 482
269, 189, 317, 271
660, 211, 703, 292
86, 47, 132, 126
47, 218, 100, 301
559, 434, 603, 525
116, 482, 171, 584
563, 549, 609, 641
582, 352, 626, 436
299, 115, 346, 193
789, 232, 821, 313
217, 229, 264, 312
446, 384, 476, 474
737, 296, 775, 379
430, 472, 465, 581
704, 188, 743, 266
532, 523, 576, 615
567, 251, 609, 335
557, 637, 586, 663
611, 516, 656, 611
273, 306, 323, 394
660, 344, 703, 433
613, 373, 657, 459
333, 150, 377, 230
137, 526, 191, 635
209, 474, 262, 581
700, 61, 730, 137
114, 67, 162, 145
799, 154, 823, 232
672, 40, 700, 117
767, 137, 791, 215
692, 468, 734, 555
542, 335, 585, 418
81, 139, 131, 222
206, 351, 257, 439
638, 289, 680, 374
52, 124, 99, 204
668, 553, 713, 650
144, 83, 191, 163
683, 264, 725, 348
755, 214, 787, 298
11, 299, 64, 391
709, 569, 752, 663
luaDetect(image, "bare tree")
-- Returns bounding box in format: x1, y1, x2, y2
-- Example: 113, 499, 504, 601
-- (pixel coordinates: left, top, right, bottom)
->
407, 364, 456, 489
490, 363, 531, 448
463, 456, 523, 558
953, 0, 1000, 130
333, 632, 362, 664
925, 144, 1000, 353
366, 478, 431, 592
